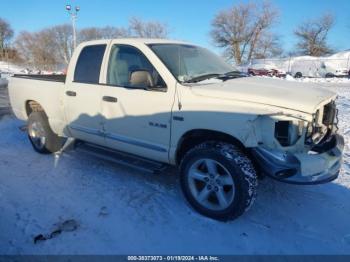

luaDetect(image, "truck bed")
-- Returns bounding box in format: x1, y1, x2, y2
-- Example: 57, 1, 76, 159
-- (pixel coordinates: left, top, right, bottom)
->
13, 74, 66, 83
8, 75, 66, 132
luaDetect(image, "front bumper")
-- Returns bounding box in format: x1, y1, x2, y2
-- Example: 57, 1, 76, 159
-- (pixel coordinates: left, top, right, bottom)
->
251, 134, 344, 185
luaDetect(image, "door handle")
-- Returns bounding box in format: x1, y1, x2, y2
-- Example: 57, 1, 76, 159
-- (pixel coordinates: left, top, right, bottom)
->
103, 96, 118, 103
66, 91, 77, 97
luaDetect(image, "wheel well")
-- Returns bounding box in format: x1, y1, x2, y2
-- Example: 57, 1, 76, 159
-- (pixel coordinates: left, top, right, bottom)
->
25, 100, 44, 116
176, 129, 246, 165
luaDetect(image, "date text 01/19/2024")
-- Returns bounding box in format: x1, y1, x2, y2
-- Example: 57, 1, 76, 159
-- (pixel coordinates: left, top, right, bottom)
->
127, 256, 220, 261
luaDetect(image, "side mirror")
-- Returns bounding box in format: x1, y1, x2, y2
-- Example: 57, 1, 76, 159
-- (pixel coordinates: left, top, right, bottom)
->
129, 70, 154, 89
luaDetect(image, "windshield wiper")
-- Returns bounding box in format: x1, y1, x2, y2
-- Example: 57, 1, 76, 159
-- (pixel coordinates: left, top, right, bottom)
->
223, 70, 245, 76
183, 71, 246, 84
184, 73, 221, 83
219, 71, 247, 79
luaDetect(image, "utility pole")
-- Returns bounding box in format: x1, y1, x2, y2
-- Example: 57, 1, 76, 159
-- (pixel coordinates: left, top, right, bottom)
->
66, 4, 80, 50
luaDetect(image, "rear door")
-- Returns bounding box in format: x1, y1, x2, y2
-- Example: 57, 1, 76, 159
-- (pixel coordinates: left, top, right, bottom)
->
64, 43, 107, 145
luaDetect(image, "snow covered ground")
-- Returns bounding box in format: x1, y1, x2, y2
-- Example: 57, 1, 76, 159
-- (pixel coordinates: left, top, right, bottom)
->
0, 81, 350, 255
285, 74, 350, 84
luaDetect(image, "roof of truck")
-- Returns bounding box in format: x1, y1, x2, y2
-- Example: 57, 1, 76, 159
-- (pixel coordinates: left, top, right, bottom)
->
81, 38, 196, 46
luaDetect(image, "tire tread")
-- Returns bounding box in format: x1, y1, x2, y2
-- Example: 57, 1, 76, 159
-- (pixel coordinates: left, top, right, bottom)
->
180, 141, 258, 221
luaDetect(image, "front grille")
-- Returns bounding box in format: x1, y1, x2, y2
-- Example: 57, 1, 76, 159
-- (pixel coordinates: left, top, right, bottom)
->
322, 101, 336, 126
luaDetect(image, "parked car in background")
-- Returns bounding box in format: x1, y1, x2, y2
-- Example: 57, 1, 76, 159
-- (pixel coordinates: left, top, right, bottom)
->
290, 59, 349, 79
333, 68, 349, 77
322, 62, 349, 78
290, 58, 325, 78
248, 64, 285, 78
248, 67, 271, 76
271, 68, 286, 78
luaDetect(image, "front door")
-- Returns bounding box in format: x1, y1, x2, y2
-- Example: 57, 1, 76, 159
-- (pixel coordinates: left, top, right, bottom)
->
100, 44, 175, 162
64, 44, 107, 145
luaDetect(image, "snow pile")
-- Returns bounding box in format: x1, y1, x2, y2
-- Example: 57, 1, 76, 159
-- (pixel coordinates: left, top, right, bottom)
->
0, 61, 27, 76
0, 82, 350, 254
0, 61, 65, 77
285, 75, 350, 84
326, 50, 350, 62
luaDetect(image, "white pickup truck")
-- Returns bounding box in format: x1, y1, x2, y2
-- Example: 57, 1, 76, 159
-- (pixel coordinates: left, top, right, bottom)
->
9, 39, 344, 221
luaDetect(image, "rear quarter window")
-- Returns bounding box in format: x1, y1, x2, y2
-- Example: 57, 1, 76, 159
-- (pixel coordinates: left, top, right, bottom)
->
74, 44, 106, 84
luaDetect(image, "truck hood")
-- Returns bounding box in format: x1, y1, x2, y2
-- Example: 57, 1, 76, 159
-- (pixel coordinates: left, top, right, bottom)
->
190, 77, 336, 114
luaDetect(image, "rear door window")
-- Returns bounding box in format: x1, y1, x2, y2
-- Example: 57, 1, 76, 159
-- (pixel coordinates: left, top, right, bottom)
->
74, 44, 106, 84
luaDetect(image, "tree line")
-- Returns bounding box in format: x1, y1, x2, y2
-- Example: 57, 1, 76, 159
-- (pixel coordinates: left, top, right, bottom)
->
0, 1, 337, 70
0, 17, 168, 70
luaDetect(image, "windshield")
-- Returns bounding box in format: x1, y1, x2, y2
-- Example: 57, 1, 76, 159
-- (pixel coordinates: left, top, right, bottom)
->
148, 44, 236, 83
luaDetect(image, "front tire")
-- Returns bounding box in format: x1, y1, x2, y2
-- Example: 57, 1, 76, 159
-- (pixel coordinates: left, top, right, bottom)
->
27, 111, 63, 154
179, 142, 258, 221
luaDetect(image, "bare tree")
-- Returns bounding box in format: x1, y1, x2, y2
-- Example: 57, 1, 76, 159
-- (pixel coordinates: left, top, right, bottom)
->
78, 27, 103, 43
14, 32, 34, 65
0, 18, 14, 57
210, 1, 279, 64
78, 18, 168, 41
254, 33, 283, 59
14, 17, 169, 70
16, 25, 73, 68
294, 13, 335, 56
129, 17, 168, 38
15, 30, 58, 70
78, 26, 129, 43
47, 24, 74, 65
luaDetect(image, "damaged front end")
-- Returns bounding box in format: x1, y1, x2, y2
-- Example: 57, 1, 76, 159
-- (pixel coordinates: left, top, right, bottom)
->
251, 100, 344, 185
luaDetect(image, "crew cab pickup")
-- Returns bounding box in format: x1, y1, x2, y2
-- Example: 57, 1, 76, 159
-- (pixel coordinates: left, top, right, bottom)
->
8, 39, 344, 221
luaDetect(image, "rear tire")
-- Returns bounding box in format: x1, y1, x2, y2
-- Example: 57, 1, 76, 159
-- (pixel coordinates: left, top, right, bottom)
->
179, 141, 258, 221
27, 111, 63, 154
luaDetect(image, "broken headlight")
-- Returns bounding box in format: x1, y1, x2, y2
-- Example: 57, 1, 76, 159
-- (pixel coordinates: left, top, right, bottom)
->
305, 109, 330, 145
323, 101, 337, 126
275, 120, 304, 147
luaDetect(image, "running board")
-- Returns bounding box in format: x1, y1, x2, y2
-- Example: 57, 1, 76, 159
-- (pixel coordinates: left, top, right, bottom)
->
74, 142, 168, 174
